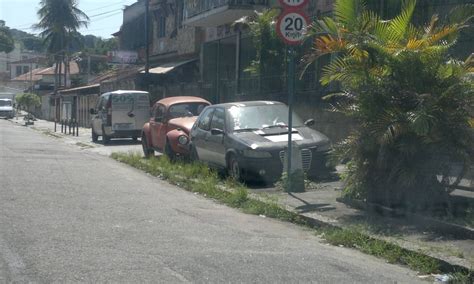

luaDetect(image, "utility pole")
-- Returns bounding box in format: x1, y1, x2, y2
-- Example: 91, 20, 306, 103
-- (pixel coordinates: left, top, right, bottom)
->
144, 0, 150, 76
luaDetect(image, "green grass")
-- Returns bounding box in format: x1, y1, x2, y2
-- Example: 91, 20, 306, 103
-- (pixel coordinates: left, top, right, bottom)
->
111, 152, 473, 280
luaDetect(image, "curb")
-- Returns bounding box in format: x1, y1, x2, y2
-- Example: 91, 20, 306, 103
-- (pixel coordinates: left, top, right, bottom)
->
336, 197, 474, 240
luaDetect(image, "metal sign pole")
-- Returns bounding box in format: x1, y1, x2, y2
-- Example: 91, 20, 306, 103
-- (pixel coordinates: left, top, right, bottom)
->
286, 46, 295, 192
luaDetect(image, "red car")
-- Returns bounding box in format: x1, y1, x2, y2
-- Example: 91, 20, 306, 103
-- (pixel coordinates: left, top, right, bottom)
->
141, 96, 211, 158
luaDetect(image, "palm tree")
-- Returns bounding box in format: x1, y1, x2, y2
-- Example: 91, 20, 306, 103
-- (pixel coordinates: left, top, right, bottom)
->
36, 0, 89, 89
0, 21, 14, 53
302, 0, 474, 211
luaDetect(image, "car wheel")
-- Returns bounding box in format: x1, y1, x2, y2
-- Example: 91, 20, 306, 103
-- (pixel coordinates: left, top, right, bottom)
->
164, 140, 176, 161
91, 128, 98, 142
228, 154, 243, 181
142, 135, 154, 158
102, 126, 110, 145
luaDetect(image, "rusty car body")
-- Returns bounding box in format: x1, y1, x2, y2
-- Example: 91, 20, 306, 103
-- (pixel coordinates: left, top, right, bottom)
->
141, 96, 210, 158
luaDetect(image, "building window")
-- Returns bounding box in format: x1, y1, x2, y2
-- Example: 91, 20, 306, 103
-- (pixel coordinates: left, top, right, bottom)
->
23, 66, 29, 74
16, 66, 22, 76
158, 16, 166, 38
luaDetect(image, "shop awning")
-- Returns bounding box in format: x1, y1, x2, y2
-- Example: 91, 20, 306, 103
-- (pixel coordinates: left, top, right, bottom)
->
143, 59, 197, 75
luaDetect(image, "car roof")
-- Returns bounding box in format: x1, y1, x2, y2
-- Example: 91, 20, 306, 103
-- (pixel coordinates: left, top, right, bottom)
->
211, 101, 285, 109
157, 96, 210, 107
102, 90, 149, 96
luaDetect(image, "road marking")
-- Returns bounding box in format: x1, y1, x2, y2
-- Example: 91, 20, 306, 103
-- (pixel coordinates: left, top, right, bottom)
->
0, 235, 32, 283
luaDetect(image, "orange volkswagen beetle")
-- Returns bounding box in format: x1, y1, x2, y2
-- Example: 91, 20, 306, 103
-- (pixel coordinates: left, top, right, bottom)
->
141, 96, 211, 159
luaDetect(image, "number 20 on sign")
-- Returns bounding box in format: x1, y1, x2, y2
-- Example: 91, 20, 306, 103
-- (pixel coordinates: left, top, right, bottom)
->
277, 10, 310, 45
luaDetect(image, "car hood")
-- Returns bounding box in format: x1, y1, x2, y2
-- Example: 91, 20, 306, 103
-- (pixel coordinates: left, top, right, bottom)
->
168, 116, 198, 133
231, 127, 330, 151
0, 106, 13, 111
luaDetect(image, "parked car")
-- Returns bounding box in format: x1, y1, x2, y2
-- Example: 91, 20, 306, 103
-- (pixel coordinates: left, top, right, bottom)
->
189, 101, 332, 182
141, 96, 211, 158
0, 98, 15, 119
90, 90, 150, 144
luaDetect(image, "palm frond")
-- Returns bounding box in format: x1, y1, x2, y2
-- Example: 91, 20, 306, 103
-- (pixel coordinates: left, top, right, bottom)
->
386, 0, 416, 43
334, 0, 366, 29
320, 56, 353, 85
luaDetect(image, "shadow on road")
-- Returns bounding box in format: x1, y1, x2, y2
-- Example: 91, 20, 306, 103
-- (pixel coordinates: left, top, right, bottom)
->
92, 138, 142, 146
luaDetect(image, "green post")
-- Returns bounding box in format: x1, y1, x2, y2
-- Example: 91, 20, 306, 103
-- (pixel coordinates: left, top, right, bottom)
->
286, 46, 295, 192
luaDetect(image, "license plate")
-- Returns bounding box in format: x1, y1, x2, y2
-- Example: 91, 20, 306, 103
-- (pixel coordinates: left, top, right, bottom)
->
113, 123, 133, 130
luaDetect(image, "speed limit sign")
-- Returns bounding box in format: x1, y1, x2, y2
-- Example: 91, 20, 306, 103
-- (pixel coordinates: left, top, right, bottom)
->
279, 0, 309, 10
277, 10, 310, 45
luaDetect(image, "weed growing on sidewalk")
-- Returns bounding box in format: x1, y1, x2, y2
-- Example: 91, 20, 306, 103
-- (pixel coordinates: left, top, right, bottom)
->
111, 152, 305, 223
111, 152, 473, 280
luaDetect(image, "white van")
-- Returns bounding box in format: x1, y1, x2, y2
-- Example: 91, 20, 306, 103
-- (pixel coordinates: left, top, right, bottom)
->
90, 90, 150, 144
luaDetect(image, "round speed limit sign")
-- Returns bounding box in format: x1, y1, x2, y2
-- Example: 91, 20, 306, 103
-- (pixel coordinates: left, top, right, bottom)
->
279, 0, 308, 9
277, 10, 310, 45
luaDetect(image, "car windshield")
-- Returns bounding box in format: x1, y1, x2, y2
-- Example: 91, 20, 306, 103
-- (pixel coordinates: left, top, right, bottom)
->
0, 100, 12, 107
168, 102, 208, 119
227, 103, 304, 132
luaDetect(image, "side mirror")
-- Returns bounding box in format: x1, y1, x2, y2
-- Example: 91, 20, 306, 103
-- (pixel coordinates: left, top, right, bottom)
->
89, 108, 96, 115
304, 119, 315, 127
211, 128, 224, 135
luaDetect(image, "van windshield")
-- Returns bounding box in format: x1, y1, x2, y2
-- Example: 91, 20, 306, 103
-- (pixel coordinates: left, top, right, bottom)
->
0, 100, 12, 107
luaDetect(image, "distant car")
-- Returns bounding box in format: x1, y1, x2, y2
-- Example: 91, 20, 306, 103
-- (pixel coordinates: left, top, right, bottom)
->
90, 90, 150, 144
189, 101, 332, 182
141, 96, 211, 159
0, 98, 15, 119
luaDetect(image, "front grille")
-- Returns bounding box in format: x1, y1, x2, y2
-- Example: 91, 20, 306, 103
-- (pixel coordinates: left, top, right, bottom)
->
279, 148, 312, 171
0, 111, 12, 117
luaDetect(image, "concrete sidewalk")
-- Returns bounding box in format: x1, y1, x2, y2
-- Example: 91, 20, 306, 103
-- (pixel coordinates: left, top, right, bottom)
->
8, 114, 143, 157
251, 178, 474, 270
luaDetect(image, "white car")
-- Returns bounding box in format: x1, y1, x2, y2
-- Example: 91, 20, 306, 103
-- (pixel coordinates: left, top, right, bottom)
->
90, 90, 150, 144
0, 99, 15, 119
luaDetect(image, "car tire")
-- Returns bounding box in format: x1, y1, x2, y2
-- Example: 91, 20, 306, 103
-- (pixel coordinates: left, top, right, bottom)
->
142, 135, 154, 158
228, 154, 243, 181
164, 140, 176, 161
102, 126, 110, 145
91, 128, 98, 142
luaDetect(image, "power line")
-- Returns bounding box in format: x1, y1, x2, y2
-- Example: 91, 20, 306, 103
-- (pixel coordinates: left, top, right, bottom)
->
89, 8, 123, 18
84, 1, 128, 13
90, 11, 123, 22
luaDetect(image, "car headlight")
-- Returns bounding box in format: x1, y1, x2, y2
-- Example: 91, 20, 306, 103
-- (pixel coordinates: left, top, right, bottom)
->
316, 142, 331, 152
243, 149, 272, 158
178, 135, 189, 145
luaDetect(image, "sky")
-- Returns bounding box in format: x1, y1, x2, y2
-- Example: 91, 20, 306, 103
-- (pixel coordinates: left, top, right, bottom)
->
0, 0, 137, 38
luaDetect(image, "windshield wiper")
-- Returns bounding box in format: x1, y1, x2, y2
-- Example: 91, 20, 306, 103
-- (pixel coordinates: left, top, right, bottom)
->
233, 128, 260, 132
262, 124, 287, 129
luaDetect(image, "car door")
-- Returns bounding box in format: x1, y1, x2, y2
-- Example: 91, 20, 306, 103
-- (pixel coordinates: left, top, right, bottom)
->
206, 107, 226, 167
192, 107, 214, 163
150, 104, 166, 149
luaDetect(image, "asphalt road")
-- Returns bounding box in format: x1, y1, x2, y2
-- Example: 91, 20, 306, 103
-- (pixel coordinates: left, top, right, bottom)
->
0, 119, 423, 283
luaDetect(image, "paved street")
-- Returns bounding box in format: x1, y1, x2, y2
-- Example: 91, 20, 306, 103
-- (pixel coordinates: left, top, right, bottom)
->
0, 119, 423, 283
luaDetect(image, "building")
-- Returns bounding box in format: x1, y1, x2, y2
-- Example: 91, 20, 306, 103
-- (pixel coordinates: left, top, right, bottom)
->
0, 43, 42, 80
113, 0, 205, 102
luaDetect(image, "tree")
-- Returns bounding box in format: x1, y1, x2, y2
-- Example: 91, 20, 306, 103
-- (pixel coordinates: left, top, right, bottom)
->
16, 93, 41, 113
35, 0, 89, 90
0, 21, 15, 53
238, 9, 288, 94
303, 0, 474, 212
